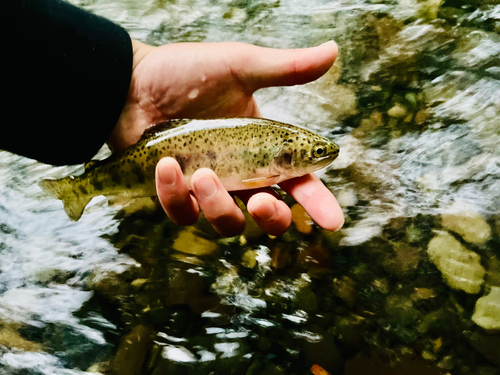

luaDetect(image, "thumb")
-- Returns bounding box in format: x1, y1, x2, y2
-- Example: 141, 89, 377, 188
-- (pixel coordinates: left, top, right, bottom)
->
229, 41, 338, 92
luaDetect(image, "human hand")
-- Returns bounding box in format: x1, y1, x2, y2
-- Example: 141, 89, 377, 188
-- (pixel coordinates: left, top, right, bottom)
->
108, 40, 344, 236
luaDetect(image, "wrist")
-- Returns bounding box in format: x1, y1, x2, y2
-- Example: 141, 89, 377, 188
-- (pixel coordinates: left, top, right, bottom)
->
131, 39, 155, 70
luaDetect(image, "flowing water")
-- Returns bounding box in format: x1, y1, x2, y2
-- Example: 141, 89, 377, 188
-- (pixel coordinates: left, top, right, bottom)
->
1, 0, 500, 374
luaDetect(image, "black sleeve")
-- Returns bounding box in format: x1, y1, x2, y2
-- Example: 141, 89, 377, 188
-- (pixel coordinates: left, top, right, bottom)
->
2, 0, 133, 166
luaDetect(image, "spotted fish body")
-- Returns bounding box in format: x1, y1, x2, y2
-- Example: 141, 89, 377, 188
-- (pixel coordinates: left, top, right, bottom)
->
39, 118, 339, 221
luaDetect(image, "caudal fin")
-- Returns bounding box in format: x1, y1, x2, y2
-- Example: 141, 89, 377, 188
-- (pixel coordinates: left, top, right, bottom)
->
39, 178, 92, 221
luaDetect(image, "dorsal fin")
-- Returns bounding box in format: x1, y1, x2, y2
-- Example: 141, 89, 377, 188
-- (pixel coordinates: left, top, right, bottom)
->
140, 119, 191, 140
84, 159, 106, 171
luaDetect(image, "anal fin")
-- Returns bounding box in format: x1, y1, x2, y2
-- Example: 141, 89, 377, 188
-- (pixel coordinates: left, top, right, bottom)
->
241, 175, 281, 189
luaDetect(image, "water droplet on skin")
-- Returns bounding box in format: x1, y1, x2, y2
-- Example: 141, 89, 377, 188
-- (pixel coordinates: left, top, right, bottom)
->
201, 75, 206, 82
188, 89, 199, 99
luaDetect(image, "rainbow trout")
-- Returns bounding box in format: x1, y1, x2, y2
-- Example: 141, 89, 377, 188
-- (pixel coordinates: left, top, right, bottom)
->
39, 118, 339, 221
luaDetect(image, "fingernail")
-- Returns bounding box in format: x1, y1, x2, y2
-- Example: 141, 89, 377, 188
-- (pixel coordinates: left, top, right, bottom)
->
333, 217, 345, 232
319, 204, 344, 232
195, 175, 218, 199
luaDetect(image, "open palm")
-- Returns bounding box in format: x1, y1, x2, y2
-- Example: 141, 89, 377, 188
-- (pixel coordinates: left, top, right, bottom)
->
108, 40, 344, 236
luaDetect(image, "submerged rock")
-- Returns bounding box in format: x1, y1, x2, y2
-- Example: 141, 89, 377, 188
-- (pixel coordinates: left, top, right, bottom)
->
0, 324, 42, 352
344, 352, 444, 375
172, 227, 218, 256
427, 232, 486, 294
382, 243, 423, 278
414, 109, 431, 125
112, 325, 152, 375
302, 325, 343, 375
469, 331, 500, 366
333, 276, 357, 307
242, 249, 258, 269
387, 103, 408, 118
441, 207, 491, 245
291, 203, 314, 235
385, 294, 419, 327
311, 364, 331, 375
472, 287, 500, 330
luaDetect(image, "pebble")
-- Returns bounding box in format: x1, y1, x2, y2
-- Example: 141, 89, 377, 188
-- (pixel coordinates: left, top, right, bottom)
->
427, 231, 485, 294
242, 208, 265, 241
472, 287, 500, 330
414, 109, 430, 124
131, 278, 148, 288
441, 207, 491, 244
172, 227, 218, 255
333, 276, 357, 307
387, 103, 408, 118
242, 249, 257, 269
0, 325, 42, 351
310, 364, 331, 375
291, 204, 314, 234
382, 243, 423, 278
411, 287, 438, 301
271, 243, 292, 270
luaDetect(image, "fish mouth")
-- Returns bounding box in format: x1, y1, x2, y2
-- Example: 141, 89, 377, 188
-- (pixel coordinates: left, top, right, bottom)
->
315, 152, 339, 168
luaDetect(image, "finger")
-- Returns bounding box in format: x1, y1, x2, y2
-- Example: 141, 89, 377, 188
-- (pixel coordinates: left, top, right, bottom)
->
156, 157, 199, 226
191, 169, 246, 237
279, 174, 344, 231
236, 188, 292, 236
229, 41, 338, 92
245, 97, 263, 118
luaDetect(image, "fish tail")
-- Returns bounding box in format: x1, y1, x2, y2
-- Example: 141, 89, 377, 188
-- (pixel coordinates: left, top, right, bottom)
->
39, 178, 92, 221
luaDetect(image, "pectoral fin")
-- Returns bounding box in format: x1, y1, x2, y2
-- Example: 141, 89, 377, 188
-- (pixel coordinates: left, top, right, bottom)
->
241, 175, 281, 189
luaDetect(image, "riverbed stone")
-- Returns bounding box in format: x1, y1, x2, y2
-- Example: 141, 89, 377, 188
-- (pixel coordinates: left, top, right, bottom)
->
88, 270, 131, 301
112, 325, 152, 375
302, 325, 343, 374
270, 243, 292, 270
441, 208, 491, 245
297, 241, 331, 272
382, 243, 423, 278
385, 294, 419, 326
472, 287, 500, 330
485, 256, 500, 287
311, 364, 332, 375
387, 103, 408, 118
172, 227, 218, 256
427, 232, 486, 294
344, 352, 444, 375
352, 110, 384, 139
0, 324, 42, 352
291, 203, 314, 234
333, 276, 357, 307
166, 266, 205, 307
469, 331, 500, 366
414, 109, 431, 125
242, 249, 258, 269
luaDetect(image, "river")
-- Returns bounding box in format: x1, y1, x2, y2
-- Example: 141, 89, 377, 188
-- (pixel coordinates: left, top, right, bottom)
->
1, 0, 499, 374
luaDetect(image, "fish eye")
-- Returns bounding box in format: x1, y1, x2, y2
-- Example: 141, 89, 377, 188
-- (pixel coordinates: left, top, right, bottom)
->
312, 145, 326, 158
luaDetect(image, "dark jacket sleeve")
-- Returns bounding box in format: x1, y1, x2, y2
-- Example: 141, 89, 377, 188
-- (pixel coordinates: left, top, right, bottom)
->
2, 0, 133, 165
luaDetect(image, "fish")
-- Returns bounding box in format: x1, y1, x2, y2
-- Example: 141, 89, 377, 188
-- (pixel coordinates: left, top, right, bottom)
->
39, 118, 340, 221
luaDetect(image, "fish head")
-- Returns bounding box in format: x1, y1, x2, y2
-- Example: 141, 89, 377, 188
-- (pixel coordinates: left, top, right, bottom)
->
273, 130, 339, 177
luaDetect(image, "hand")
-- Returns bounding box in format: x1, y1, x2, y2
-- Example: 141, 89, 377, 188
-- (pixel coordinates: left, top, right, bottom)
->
108, 40, 344, 236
